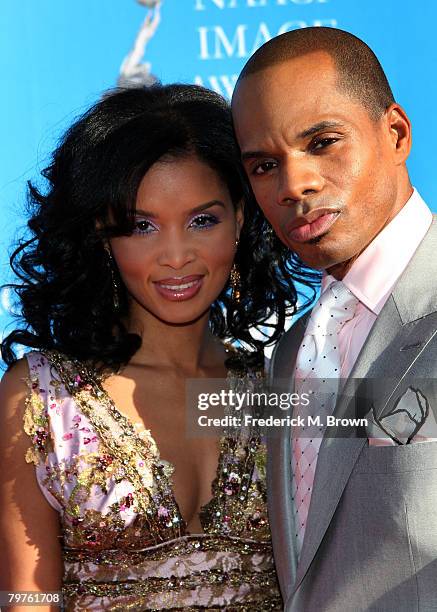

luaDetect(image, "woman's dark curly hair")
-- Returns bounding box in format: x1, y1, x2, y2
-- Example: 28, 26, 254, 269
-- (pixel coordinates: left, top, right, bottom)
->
1, 84, 320, 372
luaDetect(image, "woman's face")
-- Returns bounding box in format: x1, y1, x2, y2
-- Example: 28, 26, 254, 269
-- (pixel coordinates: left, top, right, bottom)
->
110, 155, 243, 326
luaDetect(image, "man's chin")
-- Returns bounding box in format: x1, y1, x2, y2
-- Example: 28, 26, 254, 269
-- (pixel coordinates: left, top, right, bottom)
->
285, 231, 359, 272
291, 248, 350, 272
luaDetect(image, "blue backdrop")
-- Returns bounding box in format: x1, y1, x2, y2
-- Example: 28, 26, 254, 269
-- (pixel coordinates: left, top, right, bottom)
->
1, 0, 436, 340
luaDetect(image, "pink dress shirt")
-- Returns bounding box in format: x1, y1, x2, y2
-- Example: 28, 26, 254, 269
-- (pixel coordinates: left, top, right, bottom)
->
321, 188, 432, 379
321, 188, 433, 445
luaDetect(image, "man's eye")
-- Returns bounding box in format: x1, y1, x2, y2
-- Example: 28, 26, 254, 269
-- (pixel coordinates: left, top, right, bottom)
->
189, 214, 220, 230
252, 161, 278, 176
311, 137, 339, 151
132, 219, 157, 235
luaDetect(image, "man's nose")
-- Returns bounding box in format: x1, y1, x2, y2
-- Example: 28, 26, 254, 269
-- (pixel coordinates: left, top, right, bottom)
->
157, 234, 196, 270
277, 157, 324, 205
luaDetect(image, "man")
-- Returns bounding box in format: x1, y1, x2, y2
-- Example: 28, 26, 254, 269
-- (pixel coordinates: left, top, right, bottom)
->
232, 27, 437, 611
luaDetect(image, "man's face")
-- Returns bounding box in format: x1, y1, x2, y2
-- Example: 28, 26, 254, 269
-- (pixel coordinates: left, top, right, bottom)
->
232, 52, 407, 274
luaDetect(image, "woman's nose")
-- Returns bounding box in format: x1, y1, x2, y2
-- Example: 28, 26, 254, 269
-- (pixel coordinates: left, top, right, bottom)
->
156, 234, 196, 270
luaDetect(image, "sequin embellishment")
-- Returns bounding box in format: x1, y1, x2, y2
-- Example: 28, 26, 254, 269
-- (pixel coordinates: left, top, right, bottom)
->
23, 350, 281, 610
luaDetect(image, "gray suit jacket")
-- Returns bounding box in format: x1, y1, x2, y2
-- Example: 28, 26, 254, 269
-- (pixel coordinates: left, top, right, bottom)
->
268, 217, 437, 611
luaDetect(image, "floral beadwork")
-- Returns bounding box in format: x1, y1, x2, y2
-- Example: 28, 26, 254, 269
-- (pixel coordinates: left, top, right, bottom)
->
23, 349, 281, 611
23, 355, 54, 465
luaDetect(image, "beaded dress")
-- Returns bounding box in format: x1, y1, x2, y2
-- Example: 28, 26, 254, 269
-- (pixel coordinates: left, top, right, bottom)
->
23, 350, 282, 611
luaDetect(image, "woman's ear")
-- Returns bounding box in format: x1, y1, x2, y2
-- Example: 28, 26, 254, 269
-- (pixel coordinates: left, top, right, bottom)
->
235, 200, 245, 240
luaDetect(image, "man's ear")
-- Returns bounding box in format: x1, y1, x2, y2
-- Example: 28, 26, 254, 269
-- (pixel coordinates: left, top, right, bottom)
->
384, 103, 412, 165
235, 199, 245, 240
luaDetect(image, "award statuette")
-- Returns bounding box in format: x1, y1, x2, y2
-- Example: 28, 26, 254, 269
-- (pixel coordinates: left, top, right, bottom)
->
137, 0, 160, 6
118, 1, 162, 87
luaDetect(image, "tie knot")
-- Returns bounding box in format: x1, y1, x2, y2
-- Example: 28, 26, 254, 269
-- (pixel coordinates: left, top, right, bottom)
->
306, 281, 359, 336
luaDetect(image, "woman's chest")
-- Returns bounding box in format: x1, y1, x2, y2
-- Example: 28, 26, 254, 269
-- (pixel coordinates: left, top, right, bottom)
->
34, 352, 271, 550
102, 373, 225, 531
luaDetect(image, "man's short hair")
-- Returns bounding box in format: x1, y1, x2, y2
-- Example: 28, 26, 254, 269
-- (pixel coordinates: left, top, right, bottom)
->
237, 27, 395, 120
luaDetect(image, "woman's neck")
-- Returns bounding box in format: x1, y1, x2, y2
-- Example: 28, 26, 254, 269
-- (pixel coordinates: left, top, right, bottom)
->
124, 305, 225, 375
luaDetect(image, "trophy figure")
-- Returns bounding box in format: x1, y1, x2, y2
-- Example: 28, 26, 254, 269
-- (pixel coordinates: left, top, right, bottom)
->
118, 0, 162, 88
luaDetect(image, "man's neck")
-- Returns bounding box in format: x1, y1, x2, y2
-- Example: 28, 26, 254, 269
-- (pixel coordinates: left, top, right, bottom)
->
327, 184, 414, 280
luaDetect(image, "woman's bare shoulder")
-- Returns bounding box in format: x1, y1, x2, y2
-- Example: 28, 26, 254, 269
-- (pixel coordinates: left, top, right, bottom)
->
0, 358, 31, 424
0, 356, 63, 592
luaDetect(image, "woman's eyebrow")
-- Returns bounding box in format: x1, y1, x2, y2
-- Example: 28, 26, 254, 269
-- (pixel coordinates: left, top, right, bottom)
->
188, 200, 226, 214
135, 209, 157, 218
135, 200, 225, 218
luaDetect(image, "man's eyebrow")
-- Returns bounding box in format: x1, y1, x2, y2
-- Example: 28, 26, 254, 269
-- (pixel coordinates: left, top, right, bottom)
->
241, 150, 273, 162
297, 121, 345, 139
135, 200, 225, 218
241, 121, 345, 161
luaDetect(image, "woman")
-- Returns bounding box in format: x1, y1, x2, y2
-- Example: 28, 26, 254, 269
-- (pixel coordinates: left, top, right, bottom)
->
0, 84, 316, 610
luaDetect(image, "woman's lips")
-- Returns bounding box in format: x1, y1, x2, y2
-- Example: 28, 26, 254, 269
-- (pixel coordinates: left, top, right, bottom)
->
287, 211, 340, 243
153, 275, 204, 301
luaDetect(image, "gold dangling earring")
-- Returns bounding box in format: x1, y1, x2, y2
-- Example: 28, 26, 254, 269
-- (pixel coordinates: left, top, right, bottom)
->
230, 239, 241, 304
104, 243, 120, 311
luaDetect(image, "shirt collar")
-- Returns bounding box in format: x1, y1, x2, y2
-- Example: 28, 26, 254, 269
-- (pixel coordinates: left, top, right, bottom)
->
322, 188, 432, 314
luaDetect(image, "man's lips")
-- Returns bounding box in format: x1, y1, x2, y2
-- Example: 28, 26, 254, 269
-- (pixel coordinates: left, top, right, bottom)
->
153, 275, 204, 301
286, 209, 341, 243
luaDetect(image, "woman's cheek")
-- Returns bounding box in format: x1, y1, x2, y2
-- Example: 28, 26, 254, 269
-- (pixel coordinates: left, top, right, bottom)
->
112, 241, 153, 280
205, 235, 236, 280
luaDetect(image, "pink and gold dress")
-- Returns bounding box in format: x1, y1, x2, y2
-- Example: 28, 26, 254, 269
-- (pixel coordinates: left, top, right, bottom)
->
23, 350, 281, 611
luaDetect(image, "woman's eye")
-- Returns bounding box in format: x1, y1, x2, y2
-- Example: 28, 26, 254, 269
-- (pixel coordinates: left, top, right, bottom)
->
189, 213, 220, 230
311, 137, 339, 151
132, 219, 157, 235
252, 161, 277, 176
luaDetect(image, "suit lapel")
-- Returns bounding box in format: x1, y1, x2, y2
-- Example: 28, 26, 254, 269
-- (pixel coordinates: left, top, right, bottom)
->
267, 314, 308, 598
293, 217, 437, 592
267, 427, 297, 596
293, 296, 402, 590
